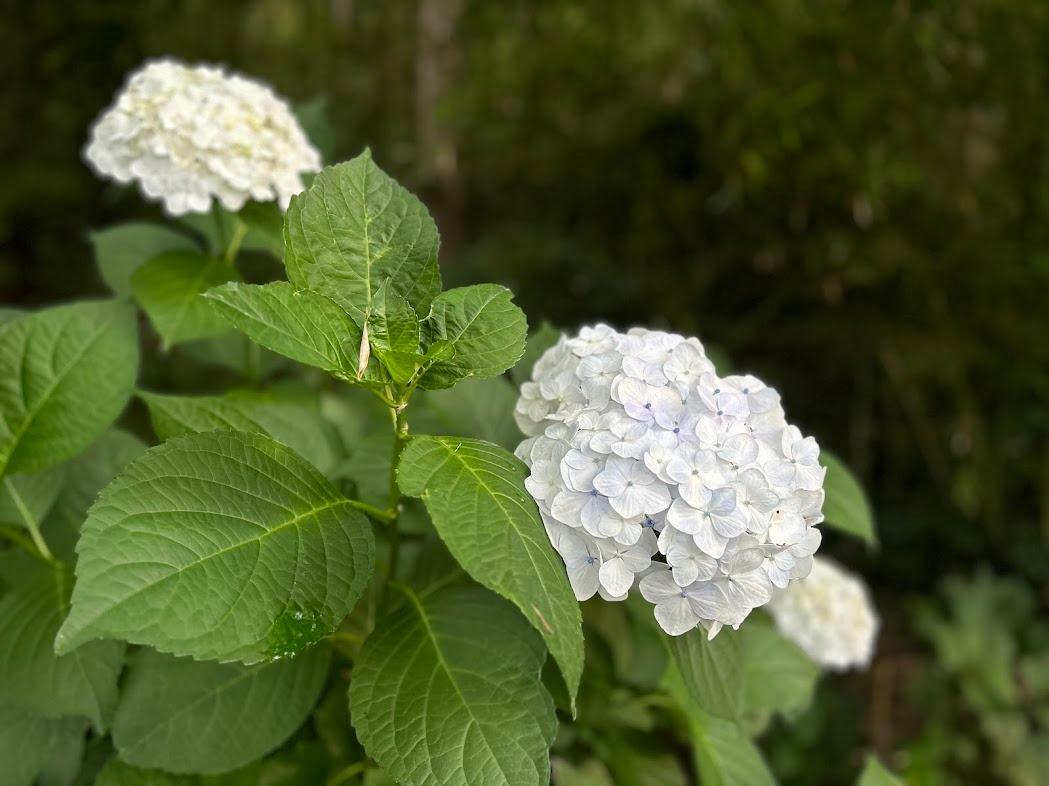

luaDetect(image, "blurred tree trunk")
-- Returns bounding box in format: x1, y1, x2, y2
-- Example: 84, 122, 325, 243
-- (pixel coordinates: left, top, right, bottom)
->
415, 0, 464, 258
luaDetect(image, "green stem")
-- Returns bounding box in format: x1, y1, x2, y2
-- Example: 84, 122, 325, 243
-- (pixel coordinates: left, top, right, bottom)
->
211, 202, 228, 250
0, 523, 49, 561
3, 478, 54, 561
326, 762, 368, 786
346, 498, 396, 523
243, 337, 261, 387
224, 218, 248, 265
378, 407, 410, 610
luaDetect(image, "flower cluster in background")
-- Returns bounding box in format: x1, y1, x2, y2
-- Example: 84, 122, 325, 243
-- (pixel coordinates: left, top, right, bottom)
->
84, 59, 320, 215
515, 324, 825, 637
769, 556, 880, 670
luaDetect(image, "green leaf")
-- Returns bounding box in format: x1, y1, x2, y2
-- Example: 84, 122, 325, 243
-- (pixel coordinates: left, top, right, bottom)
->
112, 645, 329, 774
412, 377, 521, 450
397, 435, 584, 704
350, 585, 556, 786
337, 430, 394, 508
180, 333, 291, 379
740, 618, 820, 718
95, 759, 197, 786
669, 626, 744, 721
0, 300, 139, 477
368, 282, 422, 384
139, 389, 341, 475
418, 285, 528, 390
131, 251, 239, 350
95, 758, 261, 786
0, 464, 66, 529
368, 281, 420, 355
284, 150, 441, 327
41, 429, 147, 562
36, 723, 86, 786
89, 223, 198, 296
856, 756, 904, 786
0, 562, 124, 731
690, 710, 775, 786
512, 322, 561, 385
204, 281, 362, 380
55, 430, 375, 663
822, 451, 876, 544
663, 665, 774, 786
0, 706, 85, 786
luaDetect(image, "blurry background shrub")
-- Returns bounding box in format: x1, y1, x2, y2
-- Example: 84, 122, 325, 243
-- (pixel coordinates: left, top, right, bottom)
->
1, 1, 1046, 783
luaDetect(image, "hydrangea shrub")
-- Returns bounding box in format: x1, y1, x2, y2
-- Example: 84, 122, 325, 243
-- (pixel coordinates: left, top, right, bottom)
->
0, 60, 895, 786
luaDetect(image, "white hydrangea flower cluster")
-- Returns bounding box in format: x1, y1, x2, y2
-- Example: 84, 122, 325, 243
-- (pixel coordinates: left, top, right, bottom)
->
768, 556, 879, 671
84, 59, 321, 216
515, 324, 824, 638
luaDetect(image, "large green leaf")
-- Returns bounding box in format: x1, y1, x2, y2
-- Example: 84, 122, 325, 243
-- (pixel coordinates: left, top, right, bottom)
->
740, 618, 820, 718
821, 451, 876, 544
663, 666, 774, 786
412, 377, 521, 450
204, 281, 362, 380
131, 251, 239, 349
856, 756, 904, 786
139, 389, 341, 474
0, 562, 124, 731
284, 150, 441, 327
0, 300, 139, 478
350, 585, 557, 786
397, 435, 583, 704
55, 431, 375, 663
89, 223, 198, 296
112, 645, 329, 774
0, 706, 85, 786
41, 429, 147, 562
418, 285, 528, 390
669, 626, 743, 721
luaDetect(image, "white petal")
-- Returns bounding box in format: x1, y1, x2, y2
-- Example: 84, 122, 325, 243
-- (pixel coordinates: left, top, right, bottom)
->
654, 597, 701, 636
599, 557, 636, 597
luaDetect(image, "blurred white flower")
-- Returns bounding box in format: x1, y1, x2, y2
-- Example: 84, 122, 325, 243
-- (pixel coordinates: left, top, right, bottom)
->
768, 556, 879, 670
515, 324, 826, 637
84, 59, 321, 215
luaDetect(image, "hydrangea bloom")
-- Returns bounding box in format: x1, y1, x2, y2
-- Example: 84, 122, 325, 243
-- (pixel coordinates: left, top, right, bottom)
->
768, 556, 879, 671
84, 59, 321, 215
515, 324, 824, 638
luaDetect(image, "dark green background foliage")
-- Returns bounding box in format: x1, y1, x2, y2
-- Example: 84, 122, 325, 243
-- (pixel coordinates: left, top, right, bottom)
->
2, 1, 1047, 784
